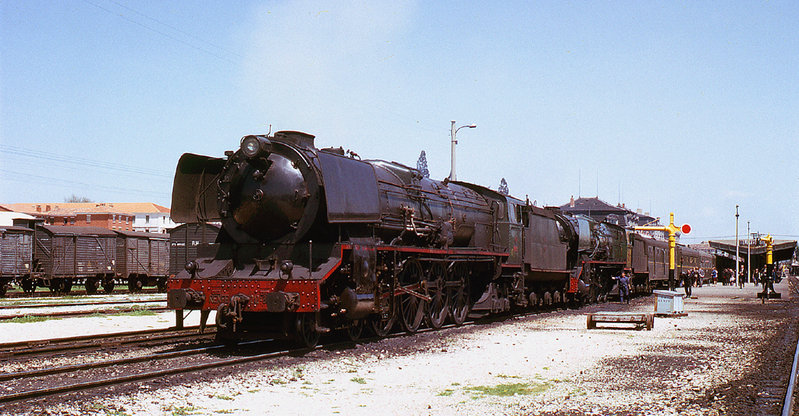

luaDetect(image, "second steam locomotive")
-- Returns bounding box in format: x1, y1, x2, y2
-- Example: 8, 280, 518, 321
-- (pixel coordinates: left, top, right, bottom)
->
167, 130, 712, 347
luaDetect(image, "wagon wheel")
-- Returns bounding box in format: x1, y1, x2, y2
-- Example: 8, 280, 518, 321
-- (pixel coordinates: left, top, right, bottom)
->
61, 279, 73, 294
128, 277, 142, 293
103, 279, 115, 293
345, 319, 365, 342
49, 278, 62, 293
448, 263, 471, 326
0, 283, 6, 297
294, 312, 320, 349
21, 279, 35, 294
156, 277, 168, 293
398, 259, 425, 334
425, 262, 448, 330
85, 278, 98, 295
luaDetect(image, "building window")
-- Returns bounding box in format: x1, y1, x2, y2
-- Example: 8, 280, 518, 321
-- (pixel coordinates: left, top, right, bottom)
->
63, 218, 67, 225
36, 205, 41, 212
70, 218, 75, 224
46, 205, 51, 211
86, 214, 91, 224
112, 214, 116, 223
145, 215, 150, 224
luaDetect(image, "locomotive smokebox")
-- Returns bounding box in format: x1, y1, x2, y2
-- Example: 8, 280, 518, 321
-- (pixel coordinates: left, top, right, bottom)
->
227, 151, 312, 242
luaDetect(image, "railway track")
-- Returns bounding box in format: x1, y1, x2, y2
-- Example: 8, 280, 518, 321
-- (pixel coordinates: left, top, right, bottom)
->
0, 298, 164, 310
4, 288, 160, 298
0, 305, 168, 321
0, 311, 503, 406
0, 326, 215, 359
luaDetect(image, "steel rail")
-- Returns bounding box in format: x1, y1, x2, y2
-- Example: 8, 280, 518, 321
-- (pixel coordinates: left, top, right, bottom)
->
0, 299, 164, 310
4, 288, 159, 298
0, 342, 223, 382
0, 343, 301, 404
0, 306, 168, 320
782, 322, 799, 416
0, 326, 214, 356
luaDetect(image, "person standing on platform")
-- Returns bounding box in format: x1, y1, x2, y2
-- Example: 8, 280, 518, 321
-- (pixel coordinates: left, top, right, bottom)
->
681, 270, 692, 297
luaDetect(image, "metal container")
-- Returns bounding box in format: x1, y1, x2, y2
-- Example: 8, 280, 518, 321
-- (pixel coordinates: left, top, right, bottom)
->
653, 289, 685, 314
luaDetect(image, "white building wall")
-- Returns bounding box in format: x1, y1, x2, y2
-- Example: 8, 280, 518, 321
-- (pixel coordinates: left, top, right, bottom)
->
132, 212, 176, 233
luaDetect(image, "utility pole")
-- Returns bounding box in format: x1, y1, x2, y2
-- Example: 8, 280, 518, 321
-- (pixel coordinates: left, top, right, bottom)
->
747, 221, 751, 284
735, 205, 740, 287
449, 120, 476, 181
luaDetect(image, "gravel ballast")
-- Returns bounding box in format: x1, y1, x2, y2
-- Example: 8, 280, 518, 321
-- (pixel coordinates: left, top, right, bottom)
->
2, 279, 797, 415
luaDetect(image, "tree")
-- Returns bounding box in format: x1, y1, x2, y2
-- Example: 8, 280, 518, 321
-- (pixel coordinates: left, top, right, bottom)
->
416, 150, 430, 178
64, 194, 93, 203
498, 178, 509, 195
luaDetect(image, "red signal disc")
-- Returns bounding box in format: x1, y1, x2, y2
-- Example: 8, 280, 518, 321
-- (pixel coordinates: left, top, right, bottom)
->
681, 224, 691, 234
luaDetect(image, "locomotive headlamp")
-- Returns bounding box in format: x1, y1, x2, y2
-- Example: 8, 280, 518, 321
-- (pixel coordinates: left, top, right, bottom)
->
240, 136, 272, 159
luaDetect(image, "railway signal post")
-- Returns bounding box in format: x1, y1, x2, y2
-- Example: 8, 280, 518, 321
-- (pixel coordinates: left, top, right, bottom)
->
635, 213, 691, 291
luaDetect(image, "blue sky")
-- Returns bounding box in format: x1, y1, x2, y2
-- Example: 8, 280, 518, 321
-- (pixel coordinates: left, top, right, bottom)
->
1, 1, 797, 243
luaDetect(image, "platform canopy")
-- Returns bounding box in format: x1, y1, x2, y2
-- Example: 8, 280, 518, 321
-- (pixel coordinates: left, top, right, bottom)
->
708, 239, 797, 264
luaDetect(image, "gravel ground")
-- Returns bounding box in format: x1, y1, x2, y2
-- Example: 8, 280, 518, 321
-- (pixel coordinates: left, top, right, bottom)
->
1, 279, 797, 416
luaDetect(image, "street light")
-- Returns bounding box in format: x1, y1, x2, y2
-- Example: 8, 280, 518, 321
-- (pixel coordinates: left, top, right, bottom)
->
747, 221, 751, 284
449, 120, 477, 181
735, 205, 739, 287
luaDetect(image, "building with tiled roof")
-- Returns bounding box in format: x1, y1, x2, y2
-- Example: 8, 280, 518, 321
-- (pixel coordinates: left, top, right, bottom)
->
4, 202, 175, 233
559, 196, 658, 228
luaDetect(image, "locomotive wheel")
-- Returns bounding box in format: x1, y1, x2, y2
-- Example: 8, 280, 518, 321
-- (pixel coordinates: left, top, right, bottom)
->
425, 263, 448, 330
398, 260, 425, 334
345, 319, 364, 342
369, 308, 396, 338
448, 264, 470, 326
294, 313, 320, 349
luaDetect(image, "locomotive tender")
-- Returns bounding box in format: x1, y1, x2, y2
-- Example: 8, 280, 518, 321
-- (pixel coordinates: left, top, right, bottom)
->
167, 130, 710, 347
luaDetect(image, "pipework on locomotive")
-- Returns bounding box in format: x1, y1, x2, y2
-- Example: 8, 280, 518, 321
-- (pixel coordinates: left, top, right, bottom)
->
166, 130, 714, 347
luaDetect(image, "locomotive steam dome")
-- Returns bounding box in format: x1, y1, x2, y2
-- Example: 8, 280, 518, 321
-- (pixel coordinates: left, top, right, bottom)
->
219, 135, 319, 243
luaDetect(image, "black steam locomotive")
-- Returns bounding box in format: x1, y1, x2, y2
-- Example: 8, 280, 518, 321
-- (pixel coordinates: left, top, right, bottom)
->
167, 130, 711, 347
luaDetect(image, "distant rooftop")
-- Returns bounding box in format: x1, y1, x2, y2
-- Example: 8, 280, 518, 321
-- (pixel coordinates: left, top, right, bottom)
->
5, 202, 170, 215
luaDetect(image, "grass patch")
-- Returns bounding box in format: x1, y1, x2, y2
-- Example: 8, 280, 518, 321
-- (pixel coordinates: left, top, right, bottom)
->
496, 374, 522, 379
214, 395, 234, 401
350, 377, 367, 384
166, 405, 199, 416
5, 315, 59, 323
466, 382, 550, 398
437, 389, 455, 397
214, 410, 235, 414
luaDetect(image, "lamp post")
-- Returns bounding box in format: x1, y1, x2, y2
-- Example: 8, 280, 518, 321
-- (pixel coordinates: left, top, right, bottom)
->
449, 120, 477, 181
735, 205, 739, 287
747, 221, 751, 284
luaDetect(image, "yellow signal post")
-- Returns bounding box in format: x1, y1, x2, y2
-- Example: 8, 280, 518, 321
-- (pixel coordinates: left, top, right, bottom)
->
761, 234, 774, 275
635, 213, 689, 291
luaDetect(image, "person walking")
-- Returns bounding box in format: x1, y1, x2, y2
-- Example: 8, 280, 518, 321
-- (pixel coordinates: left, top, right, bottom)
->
615, 271, 631, 304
